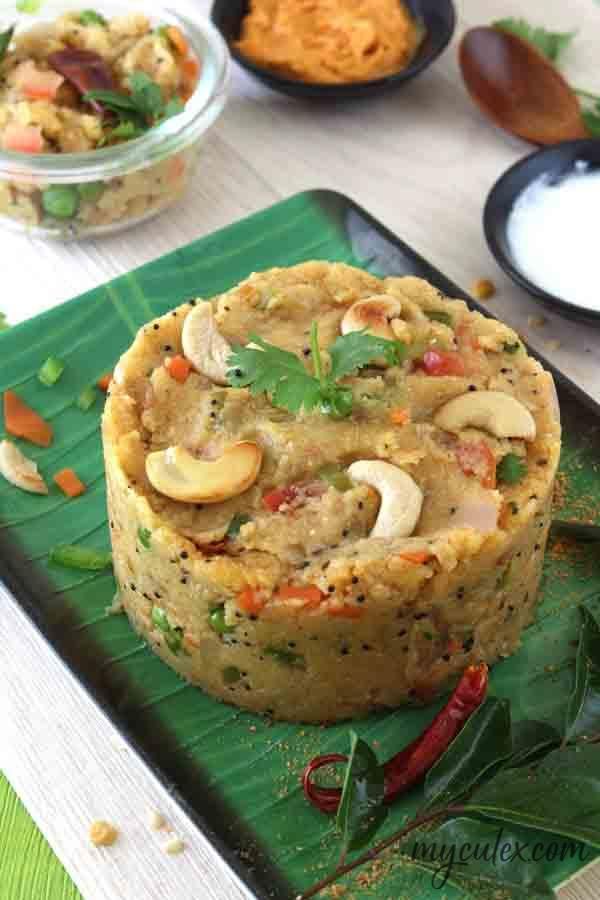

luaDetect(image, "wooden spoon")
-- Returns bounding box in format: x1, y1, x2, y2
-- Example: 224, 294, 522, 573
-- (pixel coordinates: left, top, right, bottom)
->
459, 26, 588, 146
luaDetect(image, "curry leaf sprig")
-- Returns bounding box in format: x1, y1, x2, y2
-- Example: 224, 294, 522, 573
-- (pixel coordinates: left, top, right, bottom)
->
84, 70, 184, 143
227, 324, 407, 419
298, 601, 600, 900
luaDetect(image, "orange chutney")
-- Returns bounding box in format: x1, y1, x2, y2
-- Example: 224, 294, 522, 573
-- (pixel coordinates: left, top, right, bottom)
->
235, 0, 422, 85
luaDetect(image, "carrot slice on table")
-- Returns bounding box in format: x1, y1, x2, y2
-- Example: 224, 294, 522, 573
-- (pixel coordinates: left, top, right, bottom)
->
54, 468, 87, 498
167, 26, 189, 57
165, 355, 192, 384
3, 390, 53, 447
97, 373, 113, 392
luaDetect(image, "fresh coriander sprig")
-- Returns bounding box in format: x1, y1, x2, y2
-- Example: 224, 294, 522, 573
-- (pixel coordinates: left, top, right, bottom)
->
83, 70, 185, 143
227, 324, 407, 419
493, 18, 576, 63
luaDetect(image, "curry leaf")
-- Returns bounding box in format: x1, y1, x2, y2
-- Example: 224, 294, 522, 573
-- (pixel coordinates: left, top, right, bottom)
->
464, 743, 600, 848
424, 698, 513, 810
400, 818, 556, 900
0, 25, 14, 62
506, 720, 561, 768
336, 731, 387, 857
565, 606, 600, 741
493, 18, 576, 63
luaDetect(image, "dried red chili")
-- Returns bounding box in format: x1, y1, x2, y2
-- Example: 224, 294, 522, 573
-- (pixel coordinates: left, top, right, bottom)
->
302, 662, 488, 815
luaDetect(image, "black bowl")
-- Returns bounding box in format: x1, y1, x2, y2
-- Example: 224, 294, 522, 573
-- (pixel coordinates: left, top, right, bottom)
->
484, 139, 600, 324
210, 0, 456, 100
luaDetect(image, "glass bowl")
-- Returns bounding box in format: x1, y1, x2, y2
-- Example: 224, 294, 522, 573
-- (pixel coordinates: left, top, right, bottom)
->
0, 1, 230, 239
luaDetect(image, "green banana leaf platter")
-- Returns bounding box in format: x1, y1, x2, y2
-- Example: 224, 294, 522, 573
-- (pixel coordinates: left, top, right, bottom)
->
2, 190, 600, 899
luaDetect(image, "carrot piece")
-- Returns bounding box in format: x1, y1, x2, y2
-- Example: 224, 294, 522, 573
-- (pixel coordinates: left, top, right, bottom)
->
277, 584, 324, 609
327, 603, 364, 619
398, 551, 432, 565
97, 373, 112, 392
167, 26, 189, 57
3, 390, 53, 448
237, 587, 265, 616
53, 468, 87, 498
181, 56, 200, 99
166, 355, 192, 384
390, 407, 410, 426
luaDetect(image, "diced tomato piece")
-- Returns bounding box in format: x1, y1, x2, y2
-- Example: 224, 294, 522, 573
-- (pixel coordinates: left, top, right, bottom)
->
237, 587, 265, 616
2, 124, 44, 154
263, 485, 298, 512
456, 441, 497, 489
421, 350, 466, 377
165, 355, 192, 384
327, 603, 364, 619
398, 551, 432, 565
277, 584, 324, 609
14, 61, 64, 100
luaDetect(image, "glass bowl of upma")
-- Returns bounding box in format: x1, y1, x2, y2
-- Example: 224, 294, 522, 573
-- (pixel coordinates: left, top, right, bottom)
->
0, 1, 230, 239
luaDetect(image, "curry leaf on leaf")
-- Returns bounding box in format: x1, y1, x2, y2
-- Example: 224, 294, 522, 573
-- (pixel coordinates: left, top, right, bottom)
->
565, 606, 600, 742
336, 731, 387, 857
424, 698, 513, 810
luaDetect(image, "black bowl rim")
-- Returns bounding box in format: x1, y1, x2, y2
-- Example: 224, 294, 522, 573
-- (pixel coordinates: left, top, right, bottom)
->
484, 138, 600, 323
210, 0, 456, 97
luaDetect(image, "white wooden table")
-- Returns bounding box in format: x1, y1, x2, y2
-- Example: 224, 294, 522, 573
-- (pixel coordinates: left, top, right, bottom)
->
2, 1, 600, 898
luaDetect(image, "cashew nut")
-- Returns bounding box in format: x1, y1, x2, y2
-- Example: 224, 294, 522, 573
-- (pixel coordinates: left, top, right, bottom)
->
341, 296, 402, 340
0, 440, 48, 495
434, 391, 536, 441
146, 441, 263, 504
182, 303, 232, 385
348, 460, 423, 539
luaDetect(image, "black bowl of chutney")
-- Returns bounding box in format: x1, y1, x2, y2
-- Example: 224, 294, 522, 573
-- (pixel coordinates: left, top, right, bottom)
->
210, 0, 456, 100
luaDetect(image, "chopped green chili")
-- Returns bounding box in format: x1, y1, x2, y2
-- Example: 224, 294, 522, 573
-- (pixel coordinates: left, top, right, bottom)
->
209, 605, 236, 635
426, 310, 453, 327
503, 341, 521, 354
49, 545, 112, 571
38, 355, 66, 386
76, 385, 97, 411
137, 526, 152, 550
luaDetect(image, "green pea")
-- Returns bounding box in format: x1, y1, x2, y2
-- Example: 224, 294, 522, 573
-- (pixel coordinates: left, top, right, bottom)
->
497, 453, 528, 485
209, 605, 236, 635
223, 666, 242, 684
78, 181, 104, 203
42, 185, 80, 220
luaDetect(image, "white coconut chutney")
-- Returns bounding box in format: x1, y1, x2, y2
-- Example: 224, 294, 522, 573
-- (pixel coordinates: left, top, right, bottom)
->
507, 162, 600, 312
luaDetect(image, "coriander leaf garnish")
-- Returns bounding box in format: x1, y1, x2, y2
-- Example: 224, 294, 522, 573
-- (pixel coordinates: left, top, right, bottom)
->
79, 9, 107, 26
83, 69, 185, 142
16, 0, 43, 13
227, 325, 407, 419
0, 24, 15, 62
228, 335, 322, 415
493, 18, 576, 62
